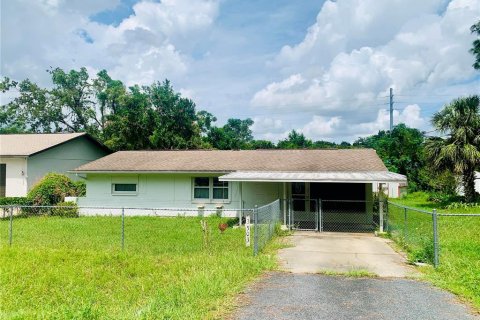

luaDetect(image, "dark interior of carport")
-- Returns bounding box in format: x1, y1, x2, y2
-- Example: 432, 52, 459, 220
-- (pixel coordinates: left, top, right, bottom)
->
290, 182, 374, 232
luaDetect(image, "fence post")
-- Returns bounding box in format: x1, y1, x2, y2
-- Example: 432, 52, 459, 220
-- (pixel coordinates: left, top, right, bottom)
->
253, 205, 258, 256
9, 206, 13, 246
379, 200, 384, 233
319, 199, 323, 232
121, 207, 125, 250
404, 207, 407, 242
245, 213, 251, 247
432, 209, 439, 268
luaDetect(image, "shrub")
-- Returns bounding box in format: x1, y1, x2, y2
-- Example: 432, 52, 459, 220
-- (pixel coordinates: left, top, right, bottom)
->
74, 180, 86, 197
50, 202, 79, 217
27, 173, 78, 206
0, 197, 32, 206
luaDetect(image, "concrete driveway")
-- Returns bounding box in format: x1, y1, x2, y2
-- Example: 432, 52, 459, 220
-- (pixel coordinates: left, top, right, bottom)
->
278, 232, 415, 277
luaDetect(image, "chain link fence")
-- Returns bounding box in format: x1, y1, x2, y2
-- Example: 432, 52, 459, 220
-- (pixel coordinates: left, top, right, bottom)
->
287, 199, 378, 232
386, 201, 480, 267
253, 199, 281, 255
0, 205, 253, 252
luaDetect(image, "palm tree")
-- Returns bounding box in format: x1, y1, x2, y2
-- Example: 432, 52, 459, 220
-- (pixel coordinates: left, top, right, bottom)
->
425, 95, 480, 203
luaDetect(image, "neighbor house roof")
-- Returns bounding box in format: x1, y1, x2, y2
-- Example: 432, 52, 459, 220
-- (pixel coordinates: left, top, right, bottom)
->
0, 133, 104, 156
73, 149, 388, 173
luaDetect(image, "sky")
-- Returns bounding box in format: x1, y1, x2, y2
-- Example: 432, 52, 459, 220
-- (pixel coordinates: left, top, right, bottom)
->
1, 0, 479, 142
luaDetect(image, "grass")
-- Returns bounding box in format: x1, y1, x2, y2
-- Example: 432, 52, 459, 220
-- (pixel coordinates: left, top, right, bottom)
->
0, 216, 278, 319
389, 192, 480, 310
317, 269, 378, 278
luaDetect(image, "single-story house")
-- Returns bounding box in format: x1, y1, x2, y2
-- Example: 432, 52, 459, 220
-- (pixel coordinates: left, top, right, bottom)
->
0, 133, 110, 197
72, 149, 406, 231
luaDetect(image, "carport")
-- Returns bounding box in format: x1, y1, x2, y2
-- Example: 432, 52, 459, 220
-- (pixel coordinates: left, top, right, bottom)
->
220, 171, 407, 232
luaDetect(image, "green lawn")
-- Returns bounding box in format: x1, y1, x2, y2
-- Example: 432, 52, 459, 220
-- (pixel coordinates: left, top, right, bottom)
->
0, 216, 277, 319
389, 193, 480, 310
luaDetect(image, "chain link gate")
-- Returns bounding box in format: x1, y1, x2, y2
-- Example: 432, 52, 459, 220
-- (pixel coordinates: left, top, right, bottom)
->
289, 199, 376, 232
290, 199, 320, 231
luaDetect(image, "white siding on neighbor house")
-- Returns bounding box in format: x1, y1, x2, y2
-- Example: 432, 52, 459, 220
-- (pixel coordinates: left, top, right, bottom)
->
476, 172, 480, 194
372, 182, 407, 198
0, 157, 28, 197
77, 173, 282, 216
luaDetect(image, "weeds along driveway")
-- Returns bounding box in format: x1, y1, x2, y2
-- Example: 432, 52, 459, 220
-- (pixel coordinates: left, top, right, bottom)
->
278, 231, 415, 277
234, 272, 478, 320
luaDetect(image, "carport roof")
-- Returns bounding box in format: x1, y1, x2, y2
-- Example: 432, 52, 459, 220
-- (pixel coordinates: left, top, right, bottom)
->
218, 171, 407, 183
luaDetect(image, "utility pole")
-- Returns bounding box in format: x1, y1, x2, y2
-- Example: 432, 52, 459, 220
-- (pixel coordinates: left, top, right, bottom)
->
389, 87, 394, 131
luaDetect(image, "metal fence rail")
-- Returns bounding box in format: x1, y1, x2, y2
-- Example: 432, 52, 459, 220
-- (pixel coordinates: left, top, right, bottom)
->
253, 199, 281, 255
387, 201, 480, 267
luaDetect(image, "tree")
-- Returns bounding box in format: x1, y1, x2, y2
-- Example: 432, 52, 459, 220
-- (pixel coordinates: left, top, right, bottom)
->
277, 130, 313, 149
1, 68, 206, 151
425, 95, 480, 202
249, 140, 276, 149
206, 118, 254, 150
470, 20, 480, 70
354, 124, 426, 191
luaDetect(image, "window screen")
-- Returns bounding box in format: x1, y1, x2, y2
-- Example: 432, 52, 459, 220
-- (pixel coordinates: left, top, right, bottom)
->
194, 177, 210, 199
212, 177, 228, 199
113, 183, 137, 192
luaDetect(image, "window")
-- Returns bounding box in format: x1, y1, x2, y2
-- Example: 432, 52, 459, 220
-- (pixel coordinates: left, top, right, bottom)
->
193, 177, 210, 199
213, 178, 228, 199
193, 177, 229, 202
0, 164, 5, 197
112, 183, 137, 194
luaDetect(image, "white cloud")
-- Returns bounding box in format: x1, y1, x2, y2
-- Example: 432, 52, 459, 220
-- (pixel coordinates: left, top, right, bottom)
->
1, 0, 220, 86
252, 0, 479, 140
251, 117, 284, 135
292, 104, 427, 142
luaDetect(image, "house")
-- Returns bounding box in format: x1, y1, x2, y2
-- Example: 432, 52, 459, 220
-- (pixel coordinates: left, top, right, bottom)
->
0, 133, 110, 197
72, 149, 406, 231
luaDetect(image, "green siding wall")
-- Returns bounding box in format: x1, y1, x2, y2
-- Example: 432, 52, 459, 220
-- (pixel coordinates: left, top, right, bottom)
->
27, 137, 109, 189
78, 173, 282, 211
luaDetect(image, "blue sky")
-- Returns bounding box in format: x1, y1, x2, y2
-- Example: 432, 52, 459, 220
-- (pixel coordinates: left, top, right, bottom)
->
1, 0, 479, 142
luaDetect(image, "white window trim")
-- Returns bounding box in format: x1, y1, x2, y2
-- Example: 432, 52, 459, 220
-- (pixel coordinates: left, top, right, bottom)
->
111, 183, 138, 196
192, 177, 230, 204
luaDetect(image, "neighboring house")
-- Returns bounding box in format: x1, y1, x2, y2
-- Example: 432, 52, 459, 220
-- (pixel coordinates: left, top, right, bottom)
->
73, 149, 406, 230
0, 133, 110, 197
372, 181, 408, 198
456, 171, 480, 197
476, 172, 480, 194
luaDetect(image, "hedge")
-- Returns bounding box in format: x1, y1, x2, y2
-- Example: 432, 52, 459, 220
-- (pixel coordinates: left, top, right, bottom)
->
0, 197, 32, 206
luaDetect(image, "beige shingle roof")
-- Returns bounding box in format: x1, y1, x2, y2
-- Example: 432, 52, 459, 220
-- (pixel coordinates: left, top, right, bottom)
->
74, 149, 387, 172
0, 133, 86, 156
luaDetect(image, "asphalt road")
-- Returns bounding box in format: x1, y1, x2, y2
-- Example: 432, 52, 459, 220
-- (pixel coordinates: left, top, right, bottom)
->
234, 272, 478, 320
